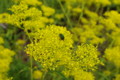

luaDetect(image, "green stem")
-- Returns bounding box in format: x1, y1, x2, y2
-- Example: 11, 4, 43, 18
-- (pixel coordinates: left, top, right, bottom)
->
43, 0, 47, 5
117, 6, 120, 12
57, 0, 72, 29
100, 6, 104, 16
30, 53, 33, 80
78, 2, 85, 21
52, 0, 54, 7
116, 67, 119, 74
108, 39, 115, 48
25, 30, 33, 80
107, 5, 110, 12
96, 4, 100, 13
41, 71, 47, 80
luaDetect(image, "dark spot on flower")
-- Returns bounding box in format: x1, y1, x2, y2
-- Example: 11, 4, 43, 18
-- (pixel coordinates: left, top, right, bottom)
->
27, 29, 31, 33
25, 16, 32, 21
59, 34, 64, 40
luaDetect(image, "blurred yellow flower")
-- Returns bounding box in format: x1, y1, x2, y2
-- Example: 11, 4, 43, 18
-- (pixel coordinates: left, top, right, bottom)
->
105, 46, 120, 68
41, 5, 55, 17
0, 37, 4, 44
33, 70, 42, 79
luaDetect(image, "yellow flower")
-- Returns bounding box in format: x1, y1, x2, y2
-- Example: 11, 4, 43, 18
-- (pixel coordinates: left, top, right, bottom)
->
72, 7, 82, 13
112, 0, 120, 5
105, 46, 120, 68
74, 70, 95, 80
85, 10, 99, 20
41, 5, 55, 17
63, 68, 95, 80
71, 25, 104, 45
33, 70, 42, 79
25, 24, 100, 78
74, 44, 100, 70
0, 37, 4, 44
0, 13, 12, 24
16, 39, 25, 45
81, 18, 89, 24
100, 18, 118, 31
48, 18, 54, 23
0, 45, 15, 80
95, 0, 111, 6
104, 11, 120, 24
26, 25, 73, 70
114, 74, 120, 80
55, 13, 64, 20
14, 0, 42, 6
0, 2, 56, 32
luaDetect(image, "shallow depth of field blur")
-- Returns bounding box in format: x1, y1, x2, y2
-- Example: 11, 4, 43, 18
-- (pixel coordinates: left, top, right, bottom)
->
0, 0, 120, 80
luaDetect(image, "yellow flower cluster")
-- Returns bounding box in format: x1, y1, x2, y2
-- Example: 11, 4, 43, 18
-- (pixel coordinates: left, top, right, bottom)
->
0, 0, 120, 79
33, 70, 42, 79
74, 44, 100, 70
105, 46, 120, 68
63, 68, 95, 80
41, 5, 55, 17
71, 25, 104, 45
104, 11, 120, 24
112, 0, 120, 5
0, 1, 55, 32
26, 25, 100, 79
73, 69, 95, 80
15, 39, 25, 51
0, 2, 41, 28
62, 0, 111, 7
0, 37, 4, 44
0, 37, 15, 80
101, 10, 120, 46
26, 25, 73, 70
55, 13, 64, 20
62, 44, 100, 79
114, 74, 120, 80
71, 8, 120, 46
94, 0, 111, 6
13, 0, 42, 6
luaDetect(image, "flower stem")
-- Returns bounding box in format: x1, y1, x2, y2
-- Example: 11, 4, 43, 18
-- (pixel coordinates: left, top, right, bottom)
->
25, 30, 33, 80
57, 0, 72, 29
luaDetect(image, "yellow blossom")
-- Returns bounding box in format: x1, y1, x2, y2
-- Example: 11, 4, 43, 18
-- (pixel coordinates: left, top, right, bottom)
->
26, 25, 73, 70
114, 74, 120, 80
41, 5, 55, 17
105, 46, 120, 68
33, 70, 42, 79
0, 45, 15, 80
0, 37, 4, 44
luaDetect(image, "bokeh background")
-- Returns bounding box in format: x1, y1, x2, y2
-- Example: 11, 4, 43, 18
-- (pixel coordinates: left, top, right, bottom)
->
0, 0, 120, 80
